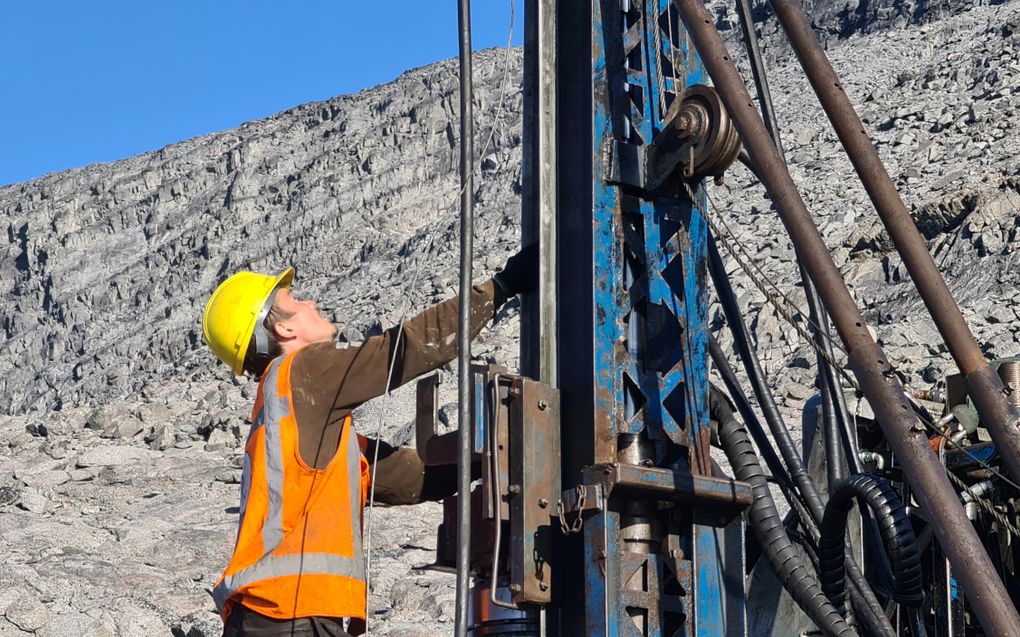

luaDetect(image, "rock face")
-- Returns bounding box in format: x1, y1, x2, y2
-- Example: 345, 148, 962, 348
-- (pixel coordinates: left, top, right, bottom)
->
0, 49, 523, 416
714, 0, 1008, 47
1, 1, 1020, 634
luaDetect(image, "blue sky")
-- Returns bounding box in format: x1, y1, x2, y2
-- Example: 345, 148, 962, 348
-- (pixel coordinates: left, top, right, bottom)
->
0, 1, 522, 186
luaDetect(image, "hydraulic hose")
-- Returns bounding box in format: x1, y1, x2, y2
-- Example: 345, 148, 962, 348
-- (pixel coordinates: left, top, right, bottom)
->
707, 235, 825, 516
677, 0, 1020, 629
818, 474, 923, 616
709, 336, 797, 498
712, 386, 857, 637
708, 237, 896, 637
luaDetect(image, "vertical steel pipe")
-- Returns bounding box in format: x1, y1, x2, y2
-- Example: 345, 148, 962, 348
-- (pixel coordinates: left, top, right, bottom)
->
768, 0, 1020, 485
521, 0, 558, 386
455, 1, 475, 635
675, 0, 1020, 633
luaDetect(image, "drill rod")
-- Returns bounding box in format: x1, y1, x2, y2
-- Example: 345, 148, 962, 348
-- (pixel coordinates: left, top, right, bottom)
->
455, 0, 475, 635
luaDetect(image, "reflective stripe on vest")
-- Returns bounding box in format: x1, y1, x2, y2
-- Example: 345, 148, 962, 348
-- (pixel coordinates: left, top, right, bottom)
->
213, 352, 369, 620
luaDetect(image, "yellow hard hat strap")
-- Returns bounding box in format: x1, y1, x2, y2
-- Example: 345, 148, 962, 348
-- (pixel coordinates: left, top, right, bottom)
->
252, 287, 283, 358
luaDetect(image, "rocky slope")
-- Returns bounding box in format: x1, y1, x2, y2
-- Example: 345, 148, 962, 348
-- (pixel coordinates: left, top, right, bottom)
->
1, 1, 1020, 634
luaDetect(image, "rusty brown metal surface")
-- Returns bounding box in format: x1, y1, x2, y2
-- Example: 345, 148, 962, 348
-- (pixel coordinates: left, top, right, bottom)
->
675, 0, 1020, 632
415, 372, 481, 467
767, 0, 1020, 488
964, 365, 1020, 477
598, 463, 750, 509
508, 376, 561, 605
484, 372, 512, 521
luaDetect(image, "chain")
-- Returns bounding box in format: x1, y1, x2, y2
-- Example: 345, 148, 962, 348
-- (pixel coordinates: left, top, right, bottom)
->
557, 486, 587, 535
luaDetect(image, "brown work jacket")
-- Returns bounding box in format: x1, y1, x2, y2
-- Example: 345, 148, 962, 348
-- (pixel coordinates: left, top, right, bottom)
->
284, 280, 505, 504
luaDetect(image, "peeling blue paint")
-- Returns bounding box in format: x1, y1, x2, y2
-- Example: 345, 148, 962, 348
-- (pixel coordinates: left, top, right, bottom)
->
581, 1, 744, 635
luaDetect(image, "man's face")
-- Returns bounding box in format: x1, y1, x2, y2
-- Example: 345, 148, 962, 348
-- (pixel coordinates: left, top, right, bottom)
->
272, 288, 338, 345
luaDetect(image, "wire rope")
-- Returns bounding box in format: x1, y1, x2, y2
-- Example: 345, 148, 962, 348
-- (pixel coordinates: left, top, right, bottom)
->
363, 2, 517, 631
687, 180, 851, 369
914, 411, 1020, 492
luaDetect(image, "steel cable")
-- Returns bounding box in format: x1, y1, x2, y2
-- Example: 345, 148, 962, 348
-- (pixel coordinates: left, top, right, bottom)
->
944, 466, 1020, 540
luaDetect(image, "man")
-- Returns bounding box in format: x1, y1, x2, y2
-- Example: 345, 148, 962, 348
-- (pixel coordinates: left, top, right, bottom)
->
201, 245, 537, 636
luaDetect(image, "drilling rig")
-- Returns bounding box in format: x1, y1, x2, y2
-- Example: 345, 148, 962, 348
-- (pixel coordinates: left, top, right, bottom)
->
419, 1, 1020, 635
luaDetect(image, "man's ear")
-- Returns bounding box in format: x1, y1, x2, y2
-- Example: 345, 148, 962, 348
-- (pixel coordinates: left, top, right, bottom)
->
272, 319, 296, 341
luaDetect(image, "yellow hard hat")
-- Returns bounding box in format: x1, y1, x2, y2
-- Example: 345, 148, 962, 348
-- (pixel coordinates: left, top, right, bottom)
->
202, 267, 295, 375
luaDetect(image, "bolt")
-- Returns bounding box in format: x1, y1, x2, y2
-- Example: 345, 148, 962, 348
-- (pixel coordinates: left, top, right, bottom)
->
509, 584, 522, 593
537, 399, 549, 411
508, 484, 521, 495
538, 497, 549, 508
676, 111, 695, 134
539, 581, 550, 591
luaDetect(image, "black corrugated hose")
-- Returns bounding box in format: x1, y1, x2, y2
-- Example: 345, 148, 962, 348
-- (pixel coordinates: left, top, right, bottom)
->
711, 385, 858, 637
818, 474, 924, 616
708, 235, 897, 637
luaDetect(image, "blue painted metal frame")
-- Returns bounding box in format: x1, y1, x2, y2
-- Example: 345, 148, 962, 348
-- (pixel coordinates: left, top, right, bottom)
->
580, 1, 745, 635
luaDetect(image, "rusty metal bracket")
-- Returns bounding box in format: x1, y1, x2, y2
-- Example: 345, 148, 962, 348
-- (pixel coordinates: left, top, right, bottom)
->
415, 373, 458, 466
583, 462, 751, 525
507, 376, 561, 605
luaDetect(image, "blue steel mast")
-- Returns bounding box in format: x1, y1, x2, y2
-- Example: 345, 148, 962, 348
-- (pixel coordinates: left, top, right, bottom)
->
544, 1, 748, 635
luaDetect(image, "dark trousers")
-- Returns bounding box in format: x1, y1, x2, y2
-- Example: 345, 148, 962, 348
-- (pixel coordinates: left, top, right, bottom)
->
222, 605, 354, 637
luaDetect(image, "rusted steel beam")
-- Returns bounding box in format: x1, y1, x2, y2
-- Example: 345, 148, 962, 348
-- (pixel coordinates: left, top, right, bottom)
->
769, 0, 1020, 499
674, 1, 1020, 634
591, 462, 753, 509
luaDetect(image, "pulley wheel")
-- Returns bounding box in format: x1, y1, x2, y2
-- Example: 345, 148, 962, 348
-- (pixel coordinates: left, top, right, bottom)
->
676, 85, 742, 180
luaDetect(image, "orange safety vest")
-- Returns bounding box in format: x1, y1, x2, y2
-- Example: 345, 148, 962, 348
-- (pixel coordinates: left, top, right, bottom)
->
213, 351, 371, 622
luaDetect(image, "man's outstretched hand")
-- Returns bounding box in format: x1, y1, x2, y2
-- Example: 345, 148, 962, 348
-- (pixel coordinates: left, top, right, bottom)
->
494, 242, 539, 297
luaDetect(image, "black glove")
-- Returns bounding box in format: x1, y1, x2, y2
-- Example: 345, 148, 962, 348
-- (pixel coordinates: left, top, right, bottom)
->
493, 242, 539, 296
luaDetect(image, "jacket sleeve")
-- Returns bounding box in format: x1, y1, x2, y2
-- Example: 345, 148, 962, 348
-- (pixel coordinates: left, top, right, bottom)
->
359, 435, 426, 505
359, 434, 482, 505
296, 279, 504, 418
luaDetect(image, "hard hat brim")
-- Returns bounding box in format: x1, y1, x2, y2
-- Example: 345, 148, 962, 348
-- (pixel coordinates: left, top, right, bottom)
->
274, 267, 296, 292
